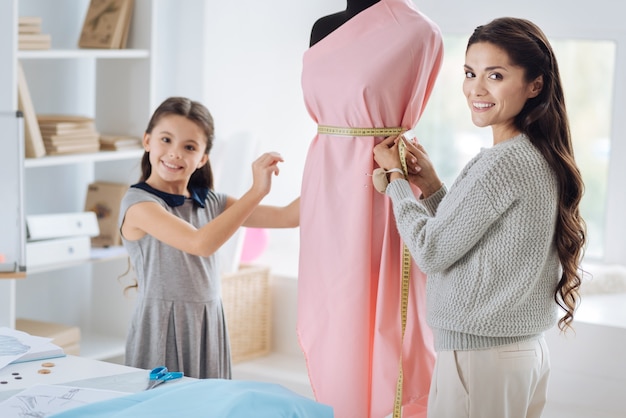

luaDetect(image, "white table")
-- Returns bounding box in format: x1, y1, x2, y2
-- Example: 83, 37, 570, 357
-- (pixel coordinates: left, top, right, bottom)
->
0, 355, 191, 402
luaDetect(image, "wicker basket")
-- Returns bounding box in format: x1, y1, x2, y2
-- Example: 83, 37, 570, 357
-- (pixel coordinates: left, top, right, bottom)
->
221, 264, 271, 364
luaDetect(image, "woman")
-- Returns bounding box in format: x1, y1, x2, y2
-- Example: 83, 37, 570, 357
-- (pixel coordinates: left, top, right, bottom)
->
373, 17, 586, 418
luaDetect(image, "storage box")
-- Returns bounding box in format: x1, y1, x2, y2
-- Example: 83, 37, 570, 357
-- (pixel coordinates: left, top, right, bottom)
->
26, 236, 91, 268
15, 318, 81, 356
221, 264, 271, 364
84, 181, 128, 247
26, 211, 99, 241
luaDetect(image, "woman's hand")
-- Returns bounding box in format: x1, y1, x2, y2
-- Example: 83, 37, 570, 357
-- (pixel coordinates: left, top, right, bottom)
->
373, 135, 403, 172
401, 138, 443, 198
250, 152, 284, 198
373, 133, 443, 197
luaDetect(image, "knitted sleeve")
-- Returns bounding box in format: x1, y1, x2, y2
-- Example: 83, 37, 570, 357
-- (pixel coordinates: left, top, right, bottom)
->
386, 174, 503, 275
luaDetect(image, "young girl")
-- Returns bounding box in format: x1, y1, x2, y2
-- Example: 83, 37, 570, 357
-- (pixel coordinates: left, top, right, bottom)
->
118, 96, 299, 379
373, 18, 586, 417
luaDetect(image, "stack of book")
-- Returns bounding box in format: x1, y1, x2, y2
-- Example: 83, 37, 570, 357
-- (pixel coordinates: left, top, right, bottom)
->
37, 115, 101, 155
99, 134, 143, 151
18, 16, 51, 50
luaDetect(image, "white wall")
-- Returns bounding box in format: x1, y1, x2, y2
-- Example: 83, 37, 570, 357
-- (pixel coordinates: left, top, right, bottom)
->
162, 1, 626, 276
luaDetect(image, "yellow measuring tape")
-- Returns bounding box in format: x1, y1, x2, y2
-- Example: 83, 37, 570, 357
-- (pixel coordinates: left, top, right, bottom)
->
393, 138, 411, 418
318, 124, 410, 417
317, 125, 403, 137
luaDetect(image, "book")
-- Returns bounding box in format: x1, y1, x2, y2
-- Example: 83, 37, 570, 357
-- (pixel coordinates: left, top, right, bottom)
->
19, 35, 52, 50
100, 143, 143, 151
18, 41, 52, 51
40, 127, 97, 137
18, 16, 42, 34
18, 16, 42, 26
16, 62, 46, 158
0, 327, 65, 368
45, 142, 101, 155
9, 340, 65, 364
18, 24, 42, 35
38, 114, 97, 135
18, 17, 51, 50
117, 0, 134, 48
99, 134, 142, 150
18, 33, 51, 43
79, 0, 134, 49
43, 133, 101, 145
37, 114, 95, 124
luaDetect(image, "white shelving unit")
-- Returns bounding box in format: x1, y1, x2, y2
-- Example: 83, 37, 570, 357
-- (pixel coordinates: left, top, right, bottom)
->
0, 0, 159, 361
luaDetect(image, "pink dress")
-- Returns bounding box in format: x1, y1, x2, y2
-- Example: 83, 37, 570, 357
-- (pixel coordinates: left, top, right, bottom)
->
297, 1, 444, 417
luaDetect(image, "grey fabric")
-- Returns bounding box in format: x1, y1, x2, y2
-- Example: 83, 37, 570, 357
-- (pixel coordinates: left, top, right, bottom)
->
118, 187, 231, 379
386, 134, 560, 351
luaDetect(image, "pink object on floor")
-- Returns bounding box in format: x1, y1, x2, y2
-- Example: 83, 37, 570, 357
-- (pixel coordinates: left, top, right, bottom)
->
240, 228, 269, 263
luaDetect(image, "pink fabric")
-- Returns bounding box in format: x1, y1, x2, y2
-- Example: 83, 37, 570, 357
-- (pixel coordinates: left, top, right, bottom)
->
297, 1, 444, 417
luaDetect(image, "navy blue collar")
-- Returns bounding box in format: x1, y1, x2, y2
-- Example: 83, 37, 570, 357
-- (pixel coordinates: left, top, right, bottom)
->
131, 182, 208, 208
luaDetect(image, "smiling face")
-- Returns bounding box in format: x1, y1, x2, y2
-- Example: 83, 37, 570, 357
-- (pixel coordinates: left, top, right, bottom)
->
143, 114, 209, 195
463, 41, 543, 144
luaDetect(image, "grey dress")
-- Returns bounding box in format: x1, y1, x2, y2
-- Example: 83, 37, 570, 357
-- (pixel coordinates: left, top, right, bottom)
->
118, 182, 231, 379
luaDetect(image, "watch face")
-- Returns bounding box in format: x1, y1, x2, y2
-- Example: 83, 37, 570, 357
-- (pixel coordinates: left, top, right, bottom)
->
78, 0, 131, 49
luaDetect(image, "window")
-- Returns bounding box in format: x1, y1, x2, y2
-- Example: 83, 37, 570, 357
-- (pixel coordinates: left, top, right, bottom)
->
415, 36, 615, 260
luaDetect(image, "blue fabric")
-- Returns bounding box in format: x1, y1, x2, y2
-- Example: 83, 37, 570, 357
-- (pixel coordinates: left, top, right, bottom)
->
50, 379, 334, 418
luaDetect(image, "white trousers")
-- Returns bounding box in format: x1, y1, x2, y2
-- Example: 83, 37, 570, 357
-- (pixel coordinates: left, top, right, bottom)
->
427, 336, 550, 418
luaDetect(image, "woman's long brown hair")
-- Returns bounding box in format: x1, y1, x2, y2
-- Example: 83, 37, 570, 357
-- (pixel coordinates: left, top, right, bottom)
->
468, 18, 587, 331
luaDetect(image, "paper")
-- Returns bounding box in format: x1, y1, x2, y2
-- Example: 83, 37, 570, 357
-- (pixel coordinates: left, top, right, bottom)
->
0, 328, 56, 370
0, 384, 129, 417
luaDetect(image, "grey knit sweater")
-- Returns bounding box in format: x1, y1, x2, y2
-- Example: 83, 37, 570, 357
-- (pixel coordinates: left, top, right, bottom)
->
386, 134, 560, 351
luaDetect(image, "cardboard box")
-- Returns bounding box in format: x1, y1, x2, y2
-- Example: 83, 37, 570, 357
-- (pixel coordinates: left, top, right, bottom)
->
84, 181, 128, 247
16, 318, 81, 356
26, 236, 91, 267
26, 212, 99, 241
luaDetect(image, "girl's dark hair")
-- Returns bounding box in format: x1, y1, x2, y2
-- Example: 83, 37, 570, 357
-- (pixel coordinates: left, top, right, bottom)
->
140, 96, 215, 190
468, 17, 586, 331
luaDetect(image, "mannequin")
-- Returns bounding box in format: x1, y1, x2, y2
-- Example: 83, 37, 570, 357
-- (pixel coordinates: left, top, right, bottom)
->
310, 0, 381, 46
297, 1, 444, 417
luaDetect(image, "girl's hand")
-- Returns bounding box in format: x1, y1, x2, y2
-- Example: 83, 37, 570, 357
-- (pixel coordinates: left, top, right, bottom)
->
250, 152, 284, 198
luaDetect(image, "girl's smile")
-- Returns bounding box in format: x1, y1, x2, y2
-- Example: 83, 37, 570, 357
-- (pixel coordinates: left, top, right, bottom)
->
143, 114, 208, 195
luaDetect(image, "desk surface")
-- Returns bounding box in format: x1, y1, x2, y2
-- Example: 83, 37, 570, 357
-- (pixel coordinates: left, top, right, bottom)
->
0, 355, 157, 402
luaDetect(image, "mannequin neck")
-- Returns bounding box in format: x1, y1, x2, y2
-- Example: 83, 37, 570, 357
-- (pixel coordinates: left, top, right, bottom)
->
346, 0, 381, 16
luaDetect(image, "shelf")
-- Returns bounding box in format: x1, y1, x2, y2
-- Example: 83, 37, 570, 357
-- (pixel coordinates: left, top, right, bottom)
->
24, 149, 143, 168
26, 246, 129, 275
17, 49, 150, 60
